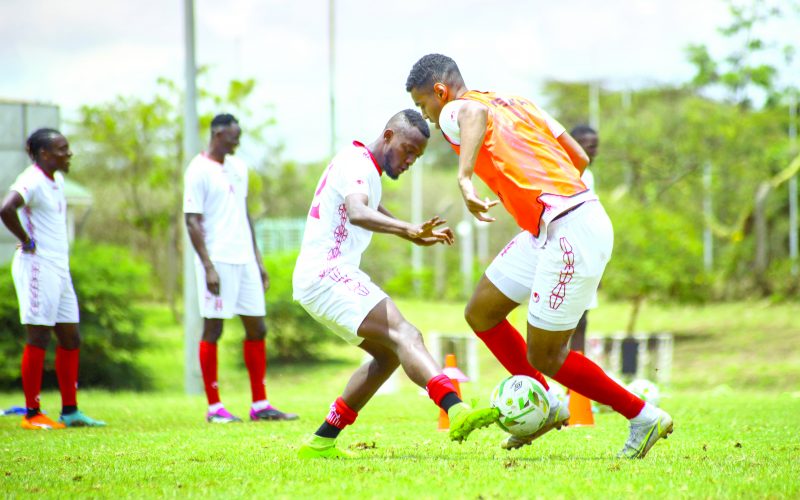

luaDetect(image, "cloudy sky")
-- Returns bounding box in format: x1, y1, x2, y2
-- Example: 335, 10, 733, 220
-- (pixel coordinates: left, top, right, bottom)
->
0, 0, 793, 163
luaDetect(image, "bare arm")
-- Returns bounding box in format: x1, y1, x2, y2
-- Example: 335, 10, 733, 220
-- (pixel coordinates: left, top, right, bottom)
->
185, 213, 219, 295
347, 195, 453, 245
557, 132, 590, 174
247, 211, 269, 291
456, 101, 500, 222
0, 191, 33, 250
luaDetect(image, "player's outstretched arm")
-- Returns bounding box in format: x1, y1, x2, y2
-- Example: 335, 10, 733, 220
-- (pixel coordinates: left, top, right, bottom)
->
347, 195, 453, 245
0, 191, 34, 251
185, 213, 220, 295
557, 132, 590, 174
456, 102, 499, 222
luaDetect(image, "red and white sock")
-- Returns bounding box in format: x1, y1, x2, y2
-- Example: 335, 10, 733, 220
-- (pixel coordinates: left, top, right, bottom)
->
55, 346, 79, 408
553, 351, 644, 419
475, 319, 550, 390
199, 341, 220, 406
21, 345, 46, 411
325, 397, 358, 430
243, 339, 268, 404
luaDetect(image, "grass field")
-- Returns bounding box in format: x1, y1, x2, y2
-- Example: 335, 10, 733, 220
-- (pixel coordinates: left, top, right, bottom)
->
1, 299, 799, 498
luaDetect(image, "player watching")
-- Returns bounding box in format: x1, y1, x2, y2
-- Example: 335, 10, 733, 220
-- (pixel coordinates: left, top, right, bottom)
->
406, 54, 672, 458
293, 109, 497, 458
184, 114, 297, 423
0, 128, 105, 429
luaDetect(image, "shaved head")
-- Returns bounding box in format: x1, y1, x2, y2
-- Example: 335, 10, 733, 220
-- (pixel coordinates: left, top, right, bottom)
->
385, 109, 430, 139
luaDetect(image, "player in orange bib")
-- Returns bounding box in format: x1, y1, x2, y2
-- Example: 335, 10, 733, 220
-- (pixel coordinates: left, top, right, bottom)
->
407, 54, 672, 458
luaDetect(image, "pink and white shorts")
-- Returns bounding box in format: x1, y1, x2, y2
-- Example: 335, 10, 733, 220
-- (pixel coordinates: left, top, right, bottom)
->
12, 252, 79, 326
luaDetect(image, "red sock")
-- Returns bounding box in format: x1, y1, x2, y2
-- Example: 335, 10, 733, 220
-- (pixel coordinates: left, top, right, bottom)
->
325, 397, 358, 429
553, 351, 644, 419
243, 339, 267, 403
55, 347, 79, 407
426, 374, 458, 406
21, 345, 46, 410
475, 320, 550, 390
199, 341, 220, 405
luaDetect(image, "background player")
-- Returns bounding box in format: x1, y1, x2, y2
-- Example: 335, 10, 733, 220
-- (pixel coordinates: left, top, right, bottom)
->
293, 109, 497, 458
0, 129, 105, 429
184, 114, 297, 423
406, 54, 672, 459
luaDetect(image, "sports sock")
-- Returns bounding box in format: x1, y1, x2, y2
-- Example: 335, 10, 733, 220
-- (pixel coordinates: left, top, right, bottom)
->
251, 399, 271, 411
553, 351, 644, 419
630, 402, 659, 424
243, 339, 268, 403
426, 374, 462, 412
316, 397, 357, 439
475, 320, 550, 390
21, 344, 45, 413
199, 341, 221, 405
55, 346, 79, 411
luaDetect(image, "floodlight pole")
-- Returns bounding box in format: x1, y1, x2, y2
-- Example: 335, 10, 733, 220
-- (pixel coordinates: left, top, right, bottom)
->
183, 0, 203, 394
328, 0, 336, 156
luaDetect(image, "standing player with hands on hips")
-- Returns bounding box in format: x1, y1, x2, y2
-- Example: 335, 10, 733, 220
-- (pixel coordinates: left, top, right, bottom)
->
407, 54, 672, 458
184, 114, 297, 424
0, 129, 105, 429
293, 110, 498, 459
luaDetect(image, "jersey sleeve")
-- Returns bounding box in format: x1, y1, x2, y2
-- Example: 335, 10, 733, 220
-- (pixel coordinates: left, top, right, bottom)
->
439, 100, 465, 145
183, 163, 205, 214
9, 170, 37, 205
538, 107, 566, 138
334, 152, 372, 199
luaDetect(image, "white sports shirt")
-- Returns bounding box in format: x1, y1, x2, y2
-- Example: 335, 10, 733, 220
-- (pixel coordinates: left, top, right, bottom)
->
10, 165, 70, 274
293, 141, 383, 293
183, 153, 255, 264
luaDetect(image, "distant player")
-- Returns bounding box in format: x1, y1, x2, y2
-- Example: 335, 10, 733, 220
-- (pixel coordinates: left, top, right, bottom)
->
407, 54, 672, 458
570, 124, 600, 353
184, 114, 297, 423
293, 110, 497, 458
0, 128, 105, 429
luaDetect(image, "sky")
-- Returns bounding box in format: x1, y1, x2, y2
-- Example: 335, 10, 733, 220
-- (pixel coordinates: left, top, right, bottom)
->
0, 0, 794, 164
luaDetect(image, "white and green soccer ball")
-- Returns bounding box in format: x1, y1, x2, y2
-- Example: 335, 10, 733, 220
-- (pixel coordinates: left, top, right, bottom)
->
490, 375, 549, 437
627, 378, 661, 407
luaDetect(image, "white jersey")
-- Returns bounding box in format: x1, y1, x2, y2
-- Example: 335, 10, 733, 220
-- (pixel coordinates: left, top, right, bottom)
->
293, 141, 383, 294
10, 165, 70, 274
183, 153, 255, 265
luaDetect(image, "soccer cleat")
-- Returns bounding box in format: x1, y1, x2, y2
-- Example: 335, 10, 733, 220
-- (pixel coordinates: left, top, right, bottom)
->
59, 410, 106, 427
206, 407, 242, 423
21, 413, 66, 430
297, 434, 353, 459
617, 407, 674, 459
250, 406, 299, 421
448, 403, 500, 443
501, 397, 570, 450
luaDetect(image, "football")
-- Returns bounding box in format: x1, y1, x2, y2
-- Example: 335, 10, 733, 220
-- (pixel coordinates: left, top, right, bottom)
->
627, 378, 661, 407
490, 375, 550, 437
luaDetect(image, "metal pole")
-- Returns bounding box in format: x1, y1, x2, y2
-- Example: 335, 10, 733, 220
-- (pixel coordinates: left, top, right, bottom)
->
183, 0, 203, 394
789, 91, 798, 276
328, 0, 336, 156
411, 158, 423, 293
703, 161, 714, 271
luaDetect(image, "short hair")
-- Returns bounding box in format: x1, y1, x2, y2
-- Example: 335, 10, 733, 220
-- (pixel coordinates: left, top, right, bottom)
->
210, 113, 239, 133
25, 128, 62, 162
571, 124, 597, 137
405, 54, 464, 92
388, 109, 430, 139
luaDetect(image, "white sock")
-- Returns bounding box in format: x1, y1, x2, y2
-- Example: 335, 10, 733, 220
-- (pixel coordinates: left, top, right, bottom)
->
630, 402, 658, 424
251, 399, 270, 411
547, 389, 561, 408
208, 402, 225, 413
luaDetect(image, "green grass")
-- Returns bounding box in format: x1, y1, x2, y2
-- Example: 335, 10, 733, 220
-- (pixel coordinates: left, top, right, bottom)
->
1, 298, 799, 498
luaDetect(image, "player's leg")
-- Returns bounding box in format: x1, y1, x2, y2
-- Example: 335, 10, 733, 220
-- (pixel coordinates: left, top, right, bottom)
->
570, 310, 588, 352
53, 322, 104, 427
20, 325, 66, 429
299, 339, 399, 458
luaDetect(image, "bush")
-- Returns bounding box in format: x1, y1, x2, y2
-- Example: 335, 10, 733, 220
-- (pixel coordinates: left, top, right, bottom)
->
0, 241, 152, 390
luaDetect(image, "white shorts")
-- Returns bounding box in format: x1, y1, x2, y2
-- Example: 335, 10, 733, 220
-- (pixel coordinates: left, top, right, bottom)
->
294, 265, 388, 346
11, 252, 79, 326
195, 260, 266, 319
485, 201, 613, 331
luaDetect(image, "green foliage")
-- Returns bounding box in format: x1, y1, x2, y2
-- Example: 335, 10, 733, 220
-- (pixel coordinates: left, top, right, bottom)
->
263, 251, 330, 362
0, 242, 152, 390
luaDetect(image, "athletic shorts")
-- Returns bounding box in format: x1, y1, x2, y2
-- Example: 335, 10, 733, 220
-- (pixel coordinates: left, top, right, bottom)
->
11, 252, 79, 326
485, 200, 613, 331
294, 265, 388, 346
195, 260, 266, 319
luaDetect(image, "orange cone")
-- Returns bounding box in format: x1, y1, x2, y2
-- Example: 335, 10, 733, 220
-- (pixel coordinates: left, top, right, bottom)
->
438, 354, 468, 431
566, 352, 595, 427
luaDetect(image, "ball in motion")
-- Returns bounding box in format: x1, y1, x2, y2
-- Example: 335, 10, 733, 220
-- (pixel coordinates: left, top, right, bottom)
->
627, 378, 661, 407
490, 375, 549, 437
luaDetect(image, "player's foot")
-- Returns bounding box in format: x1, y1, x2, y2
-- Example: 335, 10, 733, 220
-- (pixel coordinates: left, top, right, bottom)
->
297, 434, 353, 459
59, 410, 106, 427
206, 407, 242, 423
21, 412, 66, 430
250, 405, 299, 421
501, 397, 570, 450
448, 402, 500, 443
617, 406, 673, 459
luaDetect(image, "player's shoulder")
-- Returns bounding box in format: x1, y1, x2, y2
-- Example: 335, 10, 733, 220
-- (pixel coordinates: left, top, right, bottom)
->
225, 154, 249, 171
13, 165, 41, 186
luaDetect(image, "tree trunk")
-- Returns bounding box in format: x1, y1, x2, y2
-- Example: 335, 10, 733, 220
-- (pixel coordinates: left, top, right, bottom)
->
754, 181, 771, 293
626, 295, 644, 336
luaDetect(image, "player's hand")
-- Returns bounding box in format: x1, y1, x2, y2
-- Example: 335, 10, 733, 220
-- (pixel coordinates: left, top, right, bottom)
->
205, 265, 221, 296
408, 216, 452, 242
462, 190, 499, 223
413, 226, 455, 246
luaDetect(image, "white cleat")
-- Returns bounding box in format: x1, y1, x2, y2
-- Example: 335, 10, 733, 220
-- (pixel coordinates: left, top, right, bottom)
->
501, 398, 570, 450
618, 407, 674, 459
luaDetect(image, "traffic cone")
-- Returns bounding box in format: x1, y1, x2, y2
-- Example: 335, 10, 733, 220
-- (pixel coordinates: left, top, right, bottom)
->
438, 354, 469, 431
567, 352, 595, 427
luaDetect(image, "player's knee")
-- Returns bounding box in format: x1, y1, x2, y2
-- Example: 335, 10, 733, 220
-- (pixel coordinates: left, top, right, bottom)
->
526, 347, 559, 377
246, 323, 267, 341
27, 334, 50, 350
396, 323, 425, 348
60, 332, 81, 350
